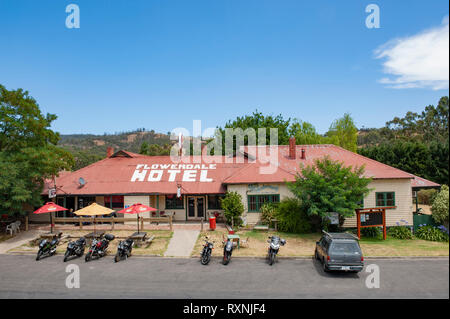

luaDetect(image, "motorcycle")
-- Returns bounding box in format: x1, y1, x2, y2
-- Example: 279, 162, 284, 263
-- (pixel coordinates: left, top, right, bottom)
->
114, 238, 134, 262
36, 236, 60, 261
267, 236, 286, 266
85, 234, 115, 262
222, 238, 233, 265
64, 237, 86, 262
200, 236, 214, 265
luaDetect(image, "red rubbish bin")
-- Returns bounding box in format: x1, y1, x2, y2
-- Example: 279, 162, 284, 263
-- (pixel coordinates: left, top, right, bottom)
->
209, 216, 216, 231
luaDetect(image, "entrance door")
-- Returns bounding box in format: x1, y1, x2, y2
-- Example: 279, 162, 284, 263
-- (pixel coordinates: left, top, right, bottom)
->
187, 196, 206, 220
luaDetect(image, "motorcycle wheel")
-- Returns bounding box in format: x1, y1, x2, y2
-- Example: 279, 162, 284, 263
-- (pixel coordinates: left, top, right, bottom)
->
85, 251, 92, 262
201, 253, 210, 265
64, 251, 70, 262
222, 253, 230, 265
269, 251, 275, 266
114, 253, 121, 263
36, 250, 43, 261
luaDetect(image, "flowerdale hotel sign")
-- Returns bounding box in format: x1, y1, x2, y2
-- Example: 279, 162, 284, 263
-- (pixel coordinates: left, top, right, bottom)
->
131, 164, 216, 182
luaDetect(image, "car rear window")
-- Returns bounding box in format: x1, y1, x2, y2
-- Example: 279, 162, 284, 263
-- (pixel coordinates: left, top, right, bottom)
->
331, 242, 360, 253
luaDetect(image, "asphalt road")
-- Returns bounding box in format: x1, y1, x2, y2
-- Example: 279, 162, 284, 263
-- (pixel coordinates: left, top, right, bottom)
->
0, 254, 448, 299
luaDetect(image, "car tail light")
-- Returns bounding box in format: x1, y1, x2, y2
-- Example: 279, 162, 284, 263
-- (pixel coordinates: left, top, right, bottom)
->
361, 256, 364, 262
327, 255, 330, 261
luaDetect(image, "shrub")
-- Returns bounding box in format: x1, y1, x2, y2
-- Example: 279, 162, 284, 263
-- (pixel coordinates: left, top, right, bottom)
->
260, 203, 277, 224
274, 198, 312, 233
361, 227, 381, 238
387, 226, 413, 239
415, 225, 449, 242
417, 189, 438, 205
220, 191, 244, 227
431, 185, 449, 227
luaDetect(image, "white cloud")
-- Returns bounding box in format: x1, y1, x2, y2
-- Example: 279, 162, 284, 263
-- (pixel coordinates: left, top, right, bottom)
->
375, 16, 449, 90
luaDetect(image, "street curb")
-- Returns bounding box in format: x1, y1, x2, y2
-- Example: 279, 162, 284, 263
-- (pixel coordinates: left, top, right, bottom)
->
3, 251, 449, 260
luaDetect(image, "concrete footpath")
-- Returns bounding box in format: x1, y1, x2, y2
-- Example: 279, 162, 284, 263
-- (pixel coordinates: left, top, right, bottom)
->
0, 230, 41, 254
164, 229, 199, 257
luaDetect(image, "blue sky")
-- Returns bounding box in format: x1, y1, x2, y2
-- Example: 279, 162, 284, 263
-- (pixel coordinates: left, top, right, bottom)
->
0, 0, 448, 135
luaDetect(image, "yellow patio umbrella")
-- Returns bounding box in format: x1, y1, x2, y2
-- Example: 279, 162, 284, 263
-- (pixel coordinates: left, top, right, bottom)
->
73, 203, 115, 233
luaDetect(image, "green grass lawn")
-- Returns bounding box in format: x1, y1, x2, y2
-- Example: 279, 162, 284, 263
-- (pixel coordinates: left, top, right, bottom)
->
193, 229, 449, 257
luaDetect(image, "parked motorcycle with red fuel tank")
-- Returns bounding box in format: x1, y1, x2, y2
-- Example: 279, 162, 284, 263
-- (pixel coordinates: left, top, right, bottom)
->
85, 234, 115, 262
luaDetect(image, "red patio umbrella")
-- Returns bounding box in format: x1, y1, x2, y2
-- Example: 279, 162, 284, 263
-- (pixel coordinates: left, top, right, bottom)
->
116, 203, 156, 234
33, 202, 67, 233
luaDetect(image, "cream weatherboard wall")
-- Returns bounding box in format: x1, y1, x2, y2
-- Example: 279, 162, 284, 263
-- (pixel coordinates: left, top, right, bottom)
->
123, 195, 151, 224
227, 178, 414, 227
343, 178, 413, 227
227, 183, 293, 225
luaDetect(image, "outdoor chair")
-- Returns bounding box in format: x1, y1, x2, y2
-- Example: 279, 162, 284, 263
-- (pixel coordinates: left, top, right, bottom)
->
240, 237, 249, 248
6, 221, 20, 235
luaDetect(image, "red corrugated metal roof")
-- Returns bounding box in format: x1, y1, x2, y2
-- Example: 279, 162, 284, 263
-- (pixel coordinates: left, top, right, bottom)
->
44, 145, 420, 196
44, 152, 247, 196
223, 144, 415, 184
411, 175, 440, 188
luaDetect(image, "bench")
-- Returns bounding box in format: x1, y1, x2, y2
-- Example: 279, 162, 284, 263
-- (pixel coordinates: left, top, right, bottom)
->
143, 235, 155, 248
253, 223, 269, 231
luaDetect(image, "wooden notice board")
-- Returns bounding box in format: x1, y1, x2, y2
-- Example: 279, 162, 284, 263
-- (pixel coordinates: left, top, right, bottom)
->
355, 207, 393, 240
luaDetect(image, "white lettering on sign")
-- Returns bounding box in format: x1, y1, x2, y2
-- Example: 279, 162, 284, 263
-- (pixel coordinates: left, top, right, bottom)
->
148, 170, 163, 182
183, 170, 197, 182
131, 164, 215, 182
168, 170, 181, 182
200, 170, 213, 182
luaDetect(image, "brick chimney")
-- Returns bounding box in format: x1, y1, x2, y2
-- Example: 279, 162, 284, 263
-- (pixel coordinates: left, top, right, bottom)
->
301, 148, 306, 160
107, 147, 114, 158
289, 137, 296, 159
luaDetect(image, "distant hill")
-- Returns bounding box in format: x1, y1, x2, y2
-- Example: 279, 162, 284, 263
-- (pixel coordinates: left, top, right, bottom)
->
58, 129, 174, 170
59, 129, 171, 154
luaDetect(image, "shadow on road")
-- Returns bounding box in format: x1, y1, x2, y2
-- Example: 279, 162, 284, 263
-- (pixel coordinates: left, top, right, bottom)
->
311, 257, 361, 279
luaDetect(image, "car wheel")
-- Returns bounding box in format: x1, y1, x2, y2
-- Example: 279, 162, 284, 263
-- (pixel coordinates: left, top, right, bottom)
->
314, 249, 319, 260
322, 259, 329, 272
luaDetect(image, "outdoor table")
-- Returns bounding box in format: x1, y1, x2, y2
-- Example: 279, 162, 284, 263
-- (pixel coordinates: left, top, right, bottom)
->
227, 234, 240, 249
40, 231, 62, 240
129, 231, 147, 247
84, 231, 105, 240
129, 231, 147, 241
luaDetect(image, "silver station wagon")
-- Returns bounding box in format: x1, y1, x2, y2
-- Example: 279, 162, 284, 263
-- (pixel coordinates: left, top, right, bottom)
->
315, 231, 364, 273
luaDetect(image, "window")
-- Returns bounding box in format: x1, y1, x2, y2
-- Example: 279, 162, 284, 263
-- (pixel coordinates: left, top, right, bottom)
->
165, 194, 184, 209
247, 194, 280, 212
104, 195, 124, 209
376, 192, 395, 207
208, 195, 224, 210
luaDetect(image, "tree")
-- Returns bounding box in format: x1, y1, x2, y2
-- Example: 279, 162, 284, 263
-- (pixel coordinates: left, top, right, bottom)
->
358, 140, 449, 185
288, 119, 328, 145
72, 150, 104, 171
273, 198, 313, 233
139, 141, 150, 155
220, 191, 244, 226
0, 85, 73, 216
326, 113, 358, 152
287, 157, 372, 226
432, 185, 449, 227
217, 110, 291, 155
